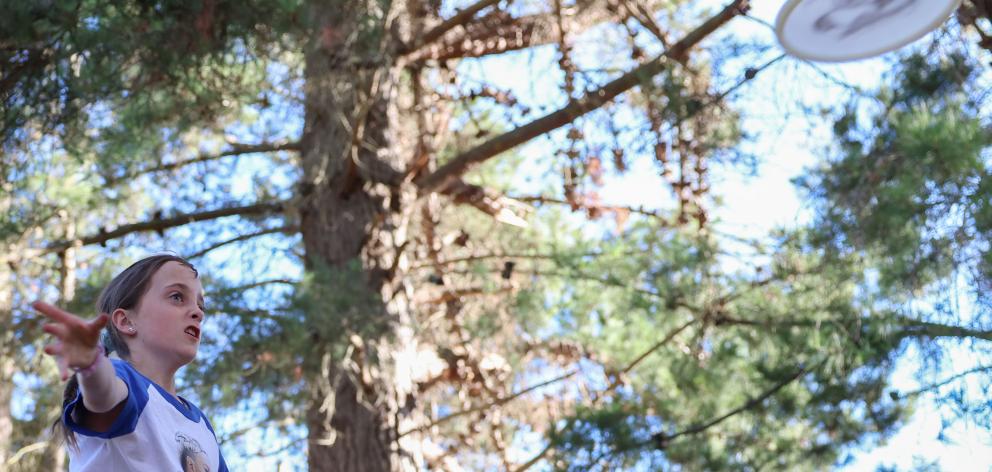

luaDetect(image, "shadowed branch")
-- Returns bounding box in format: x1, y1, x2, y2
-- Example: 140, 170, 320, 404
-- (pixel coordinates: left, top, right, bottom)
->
12, 201, 289, 264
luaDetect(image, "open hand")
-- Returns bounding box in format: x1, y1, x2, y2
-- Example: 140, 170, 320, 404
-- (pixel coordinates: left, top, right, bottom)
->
32, 301, 108, 381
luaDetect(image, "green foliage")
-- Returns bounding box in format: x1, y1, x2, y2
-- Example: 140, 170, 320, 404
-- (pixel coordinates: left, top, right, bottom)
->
1, 0, 300, 148
291, 258, 390, 359
5, 1, 991, 470
183, 257, 391, 433
182, 276, 306, 439
797, 45, 992, 460
539, 223, 909, 471
549, 402, 655, 471
800, 50, 992, 301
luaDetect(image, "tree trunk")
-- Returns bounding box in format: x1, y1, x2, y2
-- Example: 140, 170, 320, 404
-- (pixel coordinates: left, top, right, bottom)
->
0, 265, 13, 466
39, 242, 77, 471
299, 2, 424, 470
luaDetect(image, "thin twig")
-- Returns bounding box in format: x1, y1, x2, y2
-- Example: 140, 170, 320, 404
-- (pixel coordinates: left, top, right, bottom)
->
410, 250, 643, 269
621, 0, 670, 47
645, 363, 811, 449
398, 369, 579, 437
898, 364, 992, 399
106, 141, 300, 185
615, 319, 695, 382
512, 440, 556, 472
515, 195, 671, 221
186, 225, 298, 260
215, 278, 298, 294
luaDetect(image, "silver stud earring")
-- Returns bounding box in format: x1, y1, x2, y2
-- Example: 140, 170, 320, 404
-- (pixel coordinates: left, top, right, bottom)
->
129, 327, 136, 333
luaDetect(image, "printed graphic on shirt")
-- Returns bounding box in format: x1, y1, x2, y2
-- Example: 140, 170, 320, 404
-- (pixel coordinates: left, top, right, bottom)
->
177, 432, 212, 472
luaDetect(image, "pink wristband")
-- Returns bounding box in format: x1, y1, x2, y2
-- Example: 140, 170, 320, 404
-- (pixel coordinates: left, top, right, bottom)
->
72, 346, 106, 377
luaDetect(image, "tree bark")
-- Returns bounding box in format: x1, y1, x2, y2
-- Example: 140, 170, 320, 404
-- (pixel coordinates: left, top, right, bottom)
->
295, 1, 748, 469
300, 0, 423, 469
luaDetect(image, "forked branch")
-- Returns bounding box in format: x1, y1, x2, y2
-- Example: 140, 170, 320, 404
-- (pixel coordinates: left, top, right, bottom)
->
401, 0, 503, 56
409, 4, 614, 63
415, 0, 750, 193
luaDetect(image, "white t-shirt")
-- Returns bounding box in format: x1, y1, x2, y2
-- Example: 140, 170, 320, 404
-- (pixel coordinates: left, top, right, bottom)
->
63, 359, 229, 472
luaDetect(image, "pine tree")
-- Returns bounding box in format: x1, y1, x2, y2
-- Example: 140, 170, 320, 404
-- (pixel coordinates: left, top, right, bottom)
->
4, 0, 992, 470
799, 46, 992, 435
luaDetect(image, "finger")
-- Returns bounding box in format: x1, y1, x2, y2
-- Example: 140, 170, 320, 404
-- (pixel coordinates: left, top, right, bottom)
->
44, 342, 63, 357
86, 313, 109, 333
32, 301, 82, 326
42, 322, 71, 340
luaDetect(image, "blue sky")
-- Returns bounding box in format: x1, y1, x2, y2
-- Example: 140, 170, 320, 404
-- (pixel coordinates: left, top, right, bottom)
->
464, 0, 992, 469
23, 2, 987, 471
133, 1, 990, 469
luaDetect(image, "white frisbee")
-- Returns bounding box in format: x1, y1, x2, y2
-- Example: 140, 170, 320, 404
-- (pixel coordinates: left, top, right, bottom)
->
775, 0, 962, 63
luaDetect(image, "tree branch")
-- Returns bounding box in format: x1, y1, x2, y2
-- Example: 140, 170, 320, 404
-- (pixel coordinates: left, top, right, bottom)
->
216, 278, 298, 293
409, 4, 614, 63
33, 201, 287, 259
516, 194, 672, 222
401, 0, 503, 56
186, 225, 299, 260
647, 363, 809, 449
443, 179, 530, 227
512, 440, 555, 472
898, 319, 992, 342
498, 266, 698, 309
106, 141, 300, 185
414, 0, 749, 193
621, 0, 670, 47
410, 249, 642, 269
897, 364, 992, 399
417, 285, 515, 305
398, 369, 579, 437
613, 318, 695, 384
3, 441, 48, 467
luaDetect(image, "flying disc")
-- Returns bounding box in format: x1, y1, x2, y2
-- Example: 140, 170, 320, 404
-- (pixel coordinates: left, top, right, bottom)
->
775, 0, 962, 62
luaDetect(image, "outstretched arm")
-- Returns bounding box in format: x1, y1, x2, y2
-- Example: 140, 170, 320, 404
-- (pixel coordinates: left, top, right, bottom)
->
34, 301, 128, 415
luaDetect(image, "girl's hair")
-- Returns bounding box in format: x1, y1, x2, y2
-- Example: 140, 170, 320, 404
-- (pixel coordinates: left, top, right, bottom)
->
53, 254, 198, 449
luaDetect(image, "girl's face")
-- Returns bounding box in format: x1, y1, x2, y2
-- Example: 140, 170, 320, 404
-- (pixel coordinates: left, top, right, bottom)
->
128, 261, 205, 366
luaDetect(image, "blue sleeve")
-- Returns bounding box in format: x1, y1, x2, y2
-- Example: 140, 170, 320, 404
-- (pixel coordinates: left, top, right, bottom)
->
63, 359, 150, 438
200, 411, 230, 472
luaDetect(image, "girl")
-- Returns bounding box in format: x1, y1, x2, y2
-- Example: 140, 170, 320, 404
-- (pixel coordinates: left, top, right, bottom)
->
34, 254, 228, 472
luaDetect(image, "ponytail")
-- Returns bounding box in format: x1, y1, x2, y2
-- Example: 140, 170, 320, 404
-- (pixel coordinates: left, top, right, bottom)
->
55, 375, 82, 450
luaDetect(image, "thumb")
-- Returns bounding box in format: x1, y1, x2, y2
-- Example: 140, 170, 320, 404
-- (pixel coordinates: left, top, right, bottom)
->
88, 313, 109, 333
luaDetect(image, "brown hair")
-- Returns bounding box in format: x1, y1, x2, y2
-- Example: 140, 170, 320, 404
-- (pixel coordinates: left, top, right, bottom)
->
53, 254, 198, 449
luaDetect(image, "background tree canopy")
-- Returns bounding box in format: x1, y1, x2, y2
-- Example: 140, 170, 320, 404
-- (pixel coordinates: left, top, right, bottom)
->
2, 0, 991, 470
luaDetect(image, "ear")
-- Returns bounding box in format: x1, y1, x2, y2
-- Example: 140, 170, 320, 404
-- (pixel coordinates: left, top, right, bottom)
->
111, 308, 135, 335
